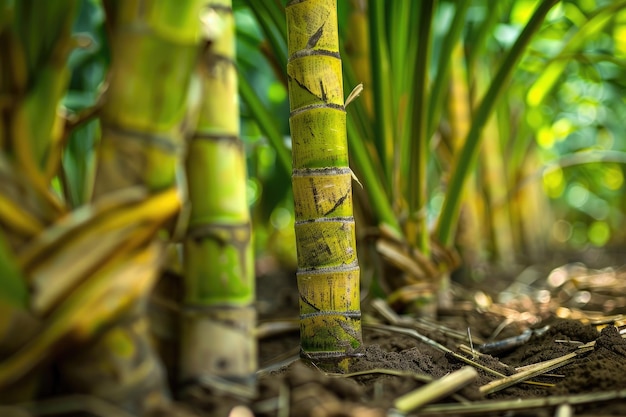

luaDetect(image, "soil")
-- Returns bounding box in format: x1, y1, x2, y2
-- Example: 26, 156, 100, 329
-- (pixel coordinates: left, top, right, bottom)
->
11, 257, 626, 417
247, 260, 626, 417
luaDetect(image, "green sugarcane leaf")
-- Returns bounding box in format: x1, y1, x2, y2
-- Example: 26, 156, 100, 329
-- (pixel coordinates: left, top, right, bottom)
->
527, 0, 626, 107
436, 0, 560, 246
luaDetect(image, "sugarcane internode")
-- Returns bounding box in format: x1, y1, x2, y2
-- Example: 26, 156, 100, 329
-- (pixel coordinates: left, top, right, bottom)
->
181, 0, 256, 398
286, 0, 364, 365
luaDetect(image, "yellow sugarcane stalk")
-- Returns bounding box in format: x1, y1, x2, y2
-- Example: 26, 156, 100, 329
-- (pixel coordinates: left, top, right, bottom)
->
286, 0, 363, 364
93, 0, 203, 197
473, 62, 515, 266
180, 0, 256, 398
448, 42, 484, 268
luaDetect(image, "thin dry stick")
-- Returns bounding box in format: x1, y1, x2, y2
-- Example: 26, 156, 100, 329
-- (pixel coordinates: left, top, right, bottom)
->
457, 344, 500, 363
257, 347, 300, 376
514, 341, 595, 373
457, 344, 554, 388
467, 327, 475, 356
479, 330, 614, 393
324, 369, 471, 404
417, 318, 484, 344
366, 323, 506, 379
392, 367, 478, 414
327, 368, 433, 382
418, 389, 626, 416
371, 299, 484, 344
369, 313, 558, 391
479, 350, 585, 395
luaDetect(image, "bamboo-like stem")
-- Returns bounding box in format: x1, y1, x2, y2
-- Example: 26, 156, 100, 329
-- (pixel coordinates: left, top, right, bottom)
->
286, 0, 363, 364
181, 0, 256, 397
73, 1, 204, 412
94, 0, 203, 197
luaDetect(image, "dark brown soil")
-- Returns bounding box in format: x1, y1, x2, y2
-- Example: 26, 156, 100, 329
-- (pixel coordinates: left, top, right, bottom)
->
255, 318, 626, 417
250, 262, 626, 417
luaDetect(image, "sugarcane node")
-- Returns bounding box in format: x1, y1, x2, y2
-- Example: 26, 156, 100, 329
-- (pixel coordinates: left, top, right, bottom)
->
293, 167, 351, 176
102, 124, 182, 154
191, 132, 240, 146
288, 49, 341, 61
300, 348, 365, 374
204, 53, 236, 81
186, 223, 250, 247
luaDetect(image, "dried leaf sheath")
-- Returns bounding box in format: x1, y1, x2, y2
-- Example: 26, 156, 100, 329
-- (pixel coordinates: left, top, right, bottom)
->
286, 0, 363, 361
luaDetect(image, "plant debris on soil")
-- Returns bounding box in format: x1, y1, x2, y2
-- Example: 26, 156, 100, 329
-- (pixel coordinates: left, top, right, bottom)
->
249, 261, 626, 417
7, 261, 626, 417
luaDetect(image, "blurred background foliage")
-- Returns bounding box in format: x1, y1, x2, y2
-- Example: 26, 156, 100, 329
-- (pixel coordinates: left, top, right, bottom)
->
63, 0, 626, 269
234, 0, 626, 272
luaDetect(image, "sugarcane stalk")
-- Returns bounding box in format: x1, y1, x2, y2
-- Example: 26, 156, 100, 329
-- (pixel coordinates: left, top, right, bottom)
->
63, 1, 204, 413
180, 0, 256, 398
286, 0, 363, 366
447, 41, 484, 270
93, 0, 203, 198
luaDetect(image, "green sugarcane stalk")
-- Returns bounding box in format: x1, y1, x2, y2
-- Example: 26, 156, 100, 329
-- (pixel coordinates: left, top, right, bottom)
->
181, 0, 256, 398
286, 0, 363, 366
67, 1, 204, 413
93, 0, 203, 197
